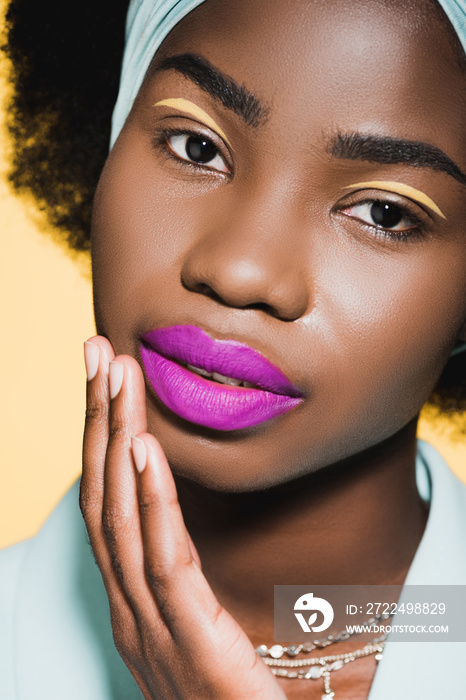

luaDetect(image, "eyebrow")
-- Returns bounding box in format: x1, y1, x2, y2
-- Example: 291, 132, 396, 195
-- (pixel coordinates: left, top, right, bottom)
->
329, 132, 466, 186
155, 53, 269, 128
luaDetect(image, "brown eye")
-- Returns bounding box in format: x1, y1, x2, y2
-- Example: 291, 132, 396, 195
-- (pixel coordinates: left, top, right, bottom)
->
370, 201, 403, 229
166, 133, 229, 172
342, 200, 418, 232
185, 135, 218, 163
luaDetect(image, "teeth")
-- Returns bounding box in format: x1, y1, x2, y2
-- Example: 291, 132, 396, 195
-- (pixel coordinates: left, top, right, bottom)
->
212, 372, 242, 386
187, 364, 213, 378
186, 363, 258, 389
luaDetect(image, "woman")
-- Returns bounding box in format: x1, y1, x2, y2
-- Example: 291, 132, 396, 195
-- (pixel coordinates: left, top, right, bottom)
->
1, 0, 466, 698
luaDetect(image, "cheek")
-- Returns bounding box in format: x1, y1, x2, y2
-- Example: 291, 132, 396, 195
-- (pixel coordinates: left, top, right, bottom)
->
91, 142, 203, 343
319, 237, 466, 435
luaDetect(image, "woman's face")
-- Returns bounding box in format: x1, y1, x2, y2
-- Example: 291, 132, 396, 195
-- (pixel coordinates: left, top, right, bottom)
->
92, 0, 466, 491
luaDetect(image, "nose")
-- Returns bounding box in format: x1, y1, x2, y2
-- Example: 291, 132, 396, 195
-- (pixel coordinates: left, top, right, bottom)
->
180, 189, 310, 321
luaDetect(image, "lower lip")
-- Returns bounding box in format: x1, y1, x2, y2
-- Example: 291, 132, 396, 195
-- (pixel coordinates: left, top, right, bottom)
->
139, 343, 303, 431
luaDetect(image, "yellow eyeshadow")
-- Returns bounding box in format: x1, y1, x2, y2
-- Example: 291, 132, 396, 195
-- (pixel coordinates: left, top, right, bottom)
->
343, 181, 446, 219
153, 98, 232, 149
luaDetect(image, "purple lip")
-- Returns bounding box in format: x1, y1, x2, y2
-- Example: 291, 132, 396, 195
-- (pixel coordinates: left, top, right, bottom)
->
139, 325, 304, 431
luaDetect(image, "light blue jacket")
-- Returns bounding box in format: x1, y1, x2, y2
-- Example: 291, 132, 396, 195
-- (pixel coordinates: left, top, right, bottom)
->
1, 440, 465, 699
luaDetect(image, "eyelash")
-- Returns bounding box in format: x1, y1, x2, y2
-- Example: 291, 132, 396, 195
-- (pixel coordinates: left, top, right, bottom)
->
153, 127, 230, 174
337, 198, 428, 242
153, 128, 431, 242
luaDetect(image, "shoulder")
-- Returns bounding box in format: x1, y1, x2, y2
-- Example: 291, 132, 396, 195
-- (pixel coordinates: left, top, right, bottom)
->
0, 480, 140, 699
0, 536, 31, 584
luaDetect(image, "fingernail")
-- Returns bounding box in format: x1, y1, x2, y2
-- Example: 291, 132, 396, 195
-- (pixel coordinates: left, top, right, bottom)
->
84, 341, 99, 381
131, 436, 147, 473
109, 361, 124, 399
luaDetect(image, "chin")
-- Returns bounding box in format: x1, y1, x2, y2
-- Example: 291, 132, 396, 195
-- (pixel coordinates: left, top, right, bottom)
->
146, 404, 304, 493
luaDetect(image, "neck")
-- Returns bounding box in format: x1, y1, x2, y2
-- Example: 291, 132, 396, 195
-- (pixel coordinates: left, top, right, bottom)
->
175, 418, 428, 643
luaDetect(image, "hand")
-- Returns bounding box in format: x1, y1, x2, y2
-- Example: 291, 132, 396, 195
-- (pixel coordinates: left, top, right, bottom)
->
80, 336, 287, 700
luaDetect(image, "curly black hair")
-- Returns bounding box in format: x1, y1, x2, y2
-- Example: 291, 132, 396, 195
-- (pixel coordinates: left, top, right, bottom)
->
3, 0, 466, 421
3, 0, 129, 253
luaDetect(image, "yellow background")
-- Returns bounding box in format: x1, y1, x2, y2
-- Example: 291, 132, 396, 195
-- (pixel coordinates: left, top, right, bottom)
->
0, 2, 465, 550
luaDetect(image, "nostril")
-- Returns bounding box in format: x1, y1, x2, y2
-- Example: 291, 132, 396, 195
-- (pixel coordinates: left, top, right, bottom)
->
186, 281, 232, 307
187, 280, 220, 298
181, 252, 309, 321
243, 301, 278, 316
184, 278, 280, 316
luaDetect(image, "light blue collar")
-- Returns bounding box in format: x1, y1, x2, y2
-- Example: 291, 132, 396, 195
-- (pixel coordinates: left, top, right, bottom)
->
13, 440, 466, 699
368, 440, 466, 698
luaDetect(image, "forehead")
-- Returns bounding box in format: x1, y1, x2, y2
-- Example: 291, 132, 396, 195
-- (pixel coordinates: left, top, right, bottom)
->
152, 0, 466, 167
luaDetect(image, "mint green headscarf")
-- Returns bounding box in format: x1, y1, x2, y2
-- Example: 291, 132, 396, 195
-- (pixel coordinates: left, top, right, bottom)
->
440, 0, 466, 52
110, 0, 208, 147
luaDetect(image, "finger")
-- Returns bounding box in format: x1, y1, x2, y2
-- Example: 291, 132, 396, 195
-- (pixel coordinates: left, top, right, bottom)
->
80, 336, 115, 557
133, 433, 221, 632
81, 341, 158, 678
101, 356, 159, 619
80, 336, 130, 611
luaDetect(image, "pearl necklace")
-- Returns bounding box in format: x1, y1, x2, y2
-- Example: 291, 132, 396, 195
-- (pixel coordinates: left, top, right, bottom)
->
255, 613, 390, 699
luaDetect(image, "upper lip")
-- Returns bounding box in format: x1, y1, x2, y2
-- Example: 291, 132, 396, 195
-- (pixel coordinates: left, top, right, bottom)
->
140, 324, 304, 397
